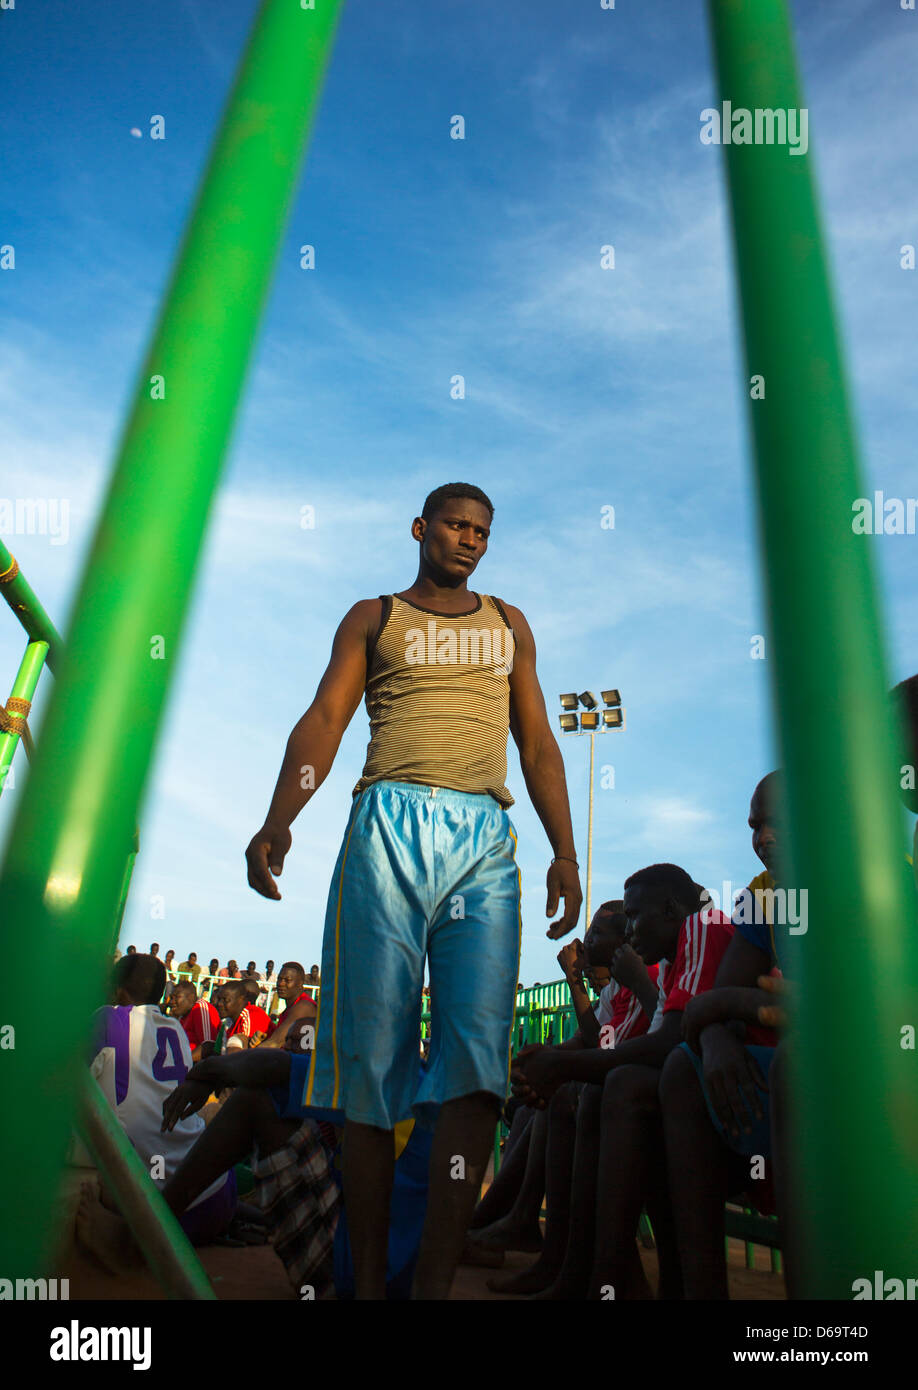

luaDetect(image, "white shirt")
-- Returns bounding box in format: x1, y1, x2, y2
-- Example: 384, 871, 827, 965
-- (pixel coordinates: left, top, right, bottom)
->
89, 1004, 224, 1208
648, 960, 669, 1033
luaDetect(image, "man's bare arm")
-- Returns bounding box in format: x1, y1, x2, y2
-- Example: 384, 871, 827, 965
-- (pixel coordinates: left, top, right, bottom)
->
503, 603, 582, 940
259, 997, 317, 1049
557, 940, 600, 1047
245, 599, 379, 899
511, 1013, 684, 1107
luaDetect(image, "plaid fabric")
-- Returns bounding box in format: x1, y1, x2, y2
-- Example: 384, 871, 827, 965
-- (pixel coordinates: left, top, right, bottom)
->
251, 1118, 341, 1296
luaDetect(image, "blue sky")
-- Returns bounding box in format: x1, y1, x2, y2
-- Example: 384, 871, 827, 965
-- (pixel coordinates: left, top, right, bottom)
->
2, 0, 917, 985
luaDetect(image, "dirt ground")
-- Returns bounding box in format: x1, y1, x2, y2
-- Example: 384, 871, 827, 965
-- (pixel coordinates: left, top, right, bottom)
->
57, 1160, 784, 1302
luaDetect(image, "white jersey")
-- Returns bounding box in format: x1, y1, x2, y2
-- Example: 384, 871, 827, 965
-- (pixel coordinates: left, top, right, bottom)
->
594, 980, 618, 1029
88, 1004, 224, 1208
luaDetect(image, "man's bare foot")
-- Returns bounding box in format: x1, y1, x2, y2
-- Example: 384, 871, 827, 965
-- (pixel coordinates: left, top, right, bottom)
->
467, 1214, 543, 1254
458, 1239, 505, 1269
531, 1269, 589, 1299
486, 1258, 560, 1295
75, 1183, 141, 1275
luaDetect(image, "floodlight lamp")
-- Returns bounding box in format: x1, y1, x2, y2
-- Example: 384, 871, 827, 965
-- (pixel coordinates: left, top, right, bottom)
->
580, 711, 600, 731
601, 689, 622, 707
559, 713, 579, 733
602, 708, 624, 729
560, 693, 578, 710
579, 691, 598, 710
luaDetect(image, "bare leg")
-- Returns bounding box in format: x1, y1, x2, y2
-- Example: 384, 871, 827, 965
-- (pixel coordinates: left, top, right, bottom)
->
77, 1088, 291, 1274
471, 1107, 546, 1252
411, 1091, 500, 1300
659, 1045, 731, 1299
468, 1107, 534, 1230
588, 1065, 670, 1300
74, 1182, 142, 1274
487, 1081, 579, 1293
162, 1087, 296, 1218
534, 1081, 604, 1299
342, 1120, 395, 1300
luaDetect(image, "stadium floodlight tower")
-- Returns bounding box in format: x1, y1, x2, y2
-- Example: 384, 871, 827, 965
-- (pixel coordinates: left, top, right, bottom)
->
557, 688, 625, 928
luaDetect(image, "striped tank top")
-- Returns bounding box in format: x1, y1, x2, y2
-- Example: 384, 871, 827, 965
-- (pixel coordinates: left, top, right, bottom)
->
353, 592, 515, 808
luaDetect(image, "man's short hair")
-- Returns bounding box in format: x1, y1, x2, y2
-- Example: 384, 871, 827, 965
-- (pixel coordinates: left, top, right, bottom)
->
114, 953, 167, 1005
585, 902, 627, 964
421, 483, 494, 523
280, 961, 306, 978
624, 863, 700, 907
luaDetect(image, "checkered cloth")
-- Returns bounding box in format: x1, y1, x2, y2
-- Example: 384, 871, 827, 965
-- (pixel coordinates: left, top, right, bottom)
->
251, 1119, 341, 1296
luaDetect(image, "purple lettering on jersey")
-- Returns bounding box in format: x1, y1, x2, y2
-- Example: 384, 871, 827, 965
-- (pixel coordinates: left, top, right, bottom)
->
152, 1026, 187, 1084
90, 1005, 134, 1104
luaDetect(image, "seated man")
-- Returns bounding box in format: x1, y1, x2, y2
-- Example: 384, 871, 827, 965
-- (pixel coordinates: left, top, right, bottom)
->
262, 961, 318, 1049
512, 863, 734, 1299
176, 952, 201, 986
162, 1020, 431, 1299
169, 980, 221, 1063
482, 901, 659, 1293
76, 954, 236, 1267
659, 772, 786, 1299
221, 979, 272, 1049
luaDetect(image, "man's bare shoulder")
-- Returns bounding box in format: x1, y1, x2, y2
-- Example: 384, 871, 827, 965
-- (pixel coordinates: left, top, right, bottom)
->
337, 597, 385, 638
494, 599, 534, 641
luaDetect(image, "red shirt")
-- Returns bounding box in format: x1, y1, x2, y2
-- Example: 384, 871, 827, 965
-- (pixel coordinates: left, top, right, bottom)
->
609, 963, 660, 1041
265, 991, 315, 1038
180, 998, 221, 1048
227, 1004, 272, 1039
662, 909, 734, 1014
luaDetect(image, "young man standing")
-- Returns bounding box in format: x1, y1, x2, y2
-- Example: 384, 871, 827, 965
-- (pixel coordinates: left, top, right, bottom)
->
245, 483, 582, 1299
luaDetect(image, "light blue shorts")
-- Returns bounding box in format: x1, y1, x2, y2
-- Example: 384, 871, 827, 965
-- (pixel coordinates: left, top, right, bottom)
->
300, 780, 523, 1130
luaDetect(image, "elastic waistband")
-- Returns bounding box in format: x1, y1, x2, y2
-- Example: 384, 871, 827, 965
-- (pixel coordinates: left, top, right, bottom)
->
357, 779, 503, 809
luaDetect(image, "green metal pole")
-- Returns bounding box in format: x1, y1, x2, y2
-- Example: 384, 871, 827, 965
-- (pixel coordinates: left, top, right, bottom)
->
0, 639, 48, 793
111, 826, 141, 952
0, 539, 63, 672
77, 1074, 215, 1301
707, 0, 918, 1296
0, 0, 344, 1276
